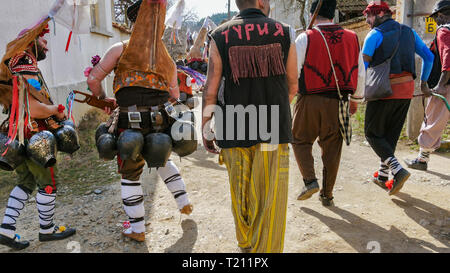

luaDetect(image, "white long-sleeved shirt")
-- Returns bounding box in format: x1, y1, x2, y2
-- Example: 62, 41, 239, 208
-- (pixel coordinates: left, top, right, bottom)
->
295, 23, 365, 101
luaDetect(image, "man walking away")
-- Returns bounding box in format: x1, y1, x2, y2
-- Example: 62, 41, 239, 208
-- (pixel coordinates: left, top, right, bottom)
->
362, 1, 434, 195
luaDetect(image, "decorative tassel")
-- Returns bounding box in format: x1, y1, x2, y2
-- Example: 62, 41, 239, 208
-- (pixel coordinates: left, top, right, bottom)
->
6, 76, 19, 145
66, 91, 76, 125
228, 43, 286, 84
17, 80, 25, 146
65, 31, 73, 52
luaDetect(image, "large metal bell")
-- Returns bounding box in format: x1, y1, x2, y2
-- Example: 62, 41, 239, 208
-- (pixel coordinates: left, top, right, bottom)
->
96, 133, 117, 161
54, 125, 80, 154
142, 133, 172, 168
0, 133, 26, 171
26, 130, 57, 168
95, 122, 109, 142
117, 129, 144, 161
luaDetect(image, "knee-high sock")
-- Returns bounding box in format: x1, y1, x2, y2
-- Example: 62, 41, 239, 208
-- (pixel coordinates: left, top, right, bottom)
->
418, 148, 433, 163
378, 161, 389, 180
121, 179, 145, 233
0, 186, 31, 238
384, 156, 403, 176
157, 160, 189, 210
36, 189, 56, 234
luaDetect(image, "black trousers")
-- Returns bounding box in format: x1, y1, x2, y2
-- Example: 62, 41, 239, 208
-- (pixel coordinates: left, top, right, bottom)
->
364, 99, 411, 162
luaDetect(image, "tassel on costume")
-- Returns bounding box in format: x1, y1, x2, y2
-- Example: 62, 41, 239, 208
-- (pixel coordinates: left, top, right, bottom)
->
228, 43, 286, 84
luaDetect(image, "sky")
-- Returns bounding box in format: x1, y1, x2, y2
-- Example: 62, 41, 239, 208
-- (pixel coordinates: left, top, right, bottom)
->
186, 0, 239, 19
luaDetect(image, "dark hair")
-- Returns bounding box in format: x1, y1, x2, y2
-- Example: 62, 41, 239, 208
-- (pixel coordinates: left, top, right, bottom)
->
235, 0, 257, 10
310, 0, 336, 20
441, 7, 450, 16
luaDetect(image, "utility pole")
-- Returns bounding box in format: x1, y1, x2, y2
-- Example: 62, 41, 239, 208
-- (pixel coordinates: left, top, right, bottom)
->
228, 0, 231, 19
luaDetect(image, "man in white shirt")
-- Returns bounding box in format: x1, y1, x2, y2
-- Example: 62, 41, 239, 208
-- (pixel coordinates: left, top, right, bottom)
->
292, 0, 365, 206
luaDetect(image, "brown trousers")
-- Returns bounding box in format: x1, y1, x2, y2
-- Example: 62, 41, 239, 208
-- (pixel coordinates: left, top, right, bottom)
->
291, 94, 343, 198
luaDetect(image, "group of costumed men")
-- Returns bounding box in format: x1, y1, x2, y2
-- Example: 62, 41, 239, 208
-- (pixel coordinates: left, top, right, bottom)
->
0, 0, 207, 250
202, 0, 449, 253
0, 0, 448, 254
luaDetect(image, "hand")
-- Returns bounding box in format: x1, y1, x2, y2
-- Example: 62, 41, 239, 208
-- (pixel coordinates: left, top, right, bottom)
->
349, 100, 358, 116
421, 82, 432, 97
203, 137, 219, 154
202, 123, 219, 154
432, 85, 449, 96
55, 111, 66, 121
103, 97, 117, 115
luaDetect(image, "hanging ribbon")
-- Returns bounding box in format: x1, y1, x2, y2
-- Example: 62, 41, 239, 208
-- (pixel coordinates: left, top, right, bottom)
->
65, 31, 73, 52
51, 17, 56, 36
6, 76, 20, 145
65, 3, 76, 52
66, 91, 76, 124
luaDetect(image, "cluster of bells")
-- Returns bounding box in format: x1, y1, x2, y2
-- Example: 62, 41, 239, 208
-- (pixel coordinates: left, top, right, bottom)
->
95, 111, 197, 168
0, 120, 80, 171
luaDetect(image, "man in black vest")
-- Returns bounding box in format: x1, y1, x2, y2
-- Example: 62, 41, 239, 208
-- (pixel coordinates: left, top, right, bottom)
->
406, 0, 450, 171
202, 0, 298, 253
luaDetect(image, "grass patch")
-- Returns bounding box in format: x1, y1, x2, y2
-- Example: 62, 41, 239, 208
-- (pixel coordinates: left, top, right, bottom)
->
351, 101, 449, 153
0, 109, 120, 203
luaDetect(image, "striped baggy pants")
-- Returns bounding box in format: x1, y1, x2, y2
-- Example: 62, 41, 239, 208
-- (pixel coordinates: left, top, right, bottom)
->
220, 143, 290, 253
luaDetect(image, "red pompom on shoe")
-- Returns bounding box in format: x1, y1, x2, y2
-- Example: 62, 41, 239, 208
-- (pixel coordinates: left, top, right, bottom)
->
385, 179, 394, 190
57, 104, 65, 113
373, 171, 379, 178
45, 186, 53, 194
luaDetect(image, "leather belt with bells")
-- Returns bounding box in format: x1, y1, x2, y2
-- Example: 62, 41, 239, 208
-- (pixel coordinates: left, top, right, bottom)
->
127, 105, 142, 129
150, 106, 164, 131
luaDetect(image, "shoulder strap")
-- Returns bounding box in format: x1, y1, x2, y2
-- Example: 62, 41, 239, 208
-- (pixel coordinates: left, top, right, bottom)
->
314, 27, 342, 100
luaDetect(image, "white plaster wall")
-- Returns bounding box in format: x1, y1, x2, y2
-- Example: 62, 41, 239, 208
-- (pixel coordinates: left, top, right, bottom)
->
270, 0, 303, 30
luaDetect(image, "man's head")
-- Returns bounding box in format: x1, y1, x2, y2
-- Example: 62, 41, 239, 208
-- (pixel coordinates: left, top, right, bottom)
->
21, 25, 49, 61
32, 37, 48, 61
310, 0, 336, 21
235, 0, 270, 16
363, 1, 393, 29
431, 0, 450, 26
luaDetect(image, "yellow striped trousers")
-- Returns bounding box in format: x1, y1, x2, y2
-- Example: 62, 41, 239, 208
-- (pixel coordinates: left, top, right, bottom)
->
220, 143, 290, 253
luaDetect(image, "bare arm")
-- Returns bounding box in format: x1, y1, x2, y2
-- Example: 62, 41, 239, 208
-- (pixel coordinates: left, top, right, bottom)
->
87, 42, 123, 99
168, 62, 180, 100
21, 74, 64, 120
286, 43, 299, 103
28, 94, 61, 119
434, 71, 450, 95
202, 39, 222, 154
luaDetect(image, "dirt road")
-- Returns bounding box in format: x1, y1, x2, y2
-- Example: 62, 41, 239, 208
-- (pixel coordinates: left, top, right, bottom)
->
1, 131, 448, 253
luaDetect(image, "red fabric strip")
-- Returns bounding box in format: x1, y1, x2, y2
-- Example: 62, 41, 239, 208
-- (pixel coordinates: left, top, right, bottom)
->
65, 31, 73, 52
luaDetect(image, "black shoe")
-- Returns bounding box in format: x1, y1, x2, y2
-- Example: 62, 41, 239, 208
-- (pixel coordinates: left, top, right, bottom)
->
404, 158, 428, 171
39, 226, 76, 242
389, 168, 411, 196
0, 233, 30, 250
297, 179, 320, 200
319, 194, 334, 207
371, 172, 388, 191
